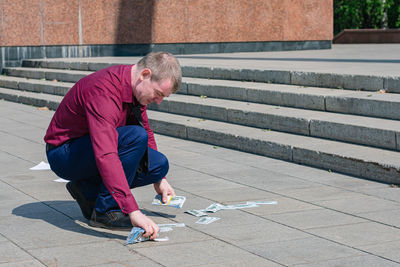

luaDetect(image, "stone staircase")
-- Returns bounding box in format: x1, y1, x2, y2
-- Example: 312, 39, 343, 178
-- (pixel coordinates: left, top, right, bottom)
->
1, 59, 400, 184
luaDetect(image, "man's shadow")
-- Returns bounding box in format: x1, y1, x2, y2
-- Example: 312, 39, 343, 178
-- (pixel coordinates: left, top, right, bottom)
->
12, 201, 175, 240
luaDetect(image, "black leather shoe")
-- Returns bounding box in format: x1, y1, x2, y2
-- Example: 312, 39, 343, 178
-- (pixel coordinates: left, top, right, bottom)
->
89, 210, 132, 230
66, 181, 95, 220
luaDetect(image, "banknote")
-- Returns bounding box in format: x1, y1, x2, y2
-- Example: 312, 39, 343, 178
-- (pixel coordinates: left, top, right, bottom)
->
125, 227, 170, 245
185, 209, 208, 217
195, 217, 221, 224
222, 203, 259, 209
158, 223, 186, 228
203, 203, 224, 213
152, 195, 186, 209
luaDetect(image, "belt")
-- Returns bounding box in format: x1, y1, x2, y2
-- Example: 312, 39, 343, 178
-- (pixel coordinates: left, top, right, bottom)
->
46, 143, 57, 152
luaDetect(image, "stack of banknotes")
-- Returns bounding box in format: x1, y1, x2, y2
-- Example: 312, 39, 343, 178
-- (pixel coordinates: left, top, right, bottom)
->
152, 194, 186, 209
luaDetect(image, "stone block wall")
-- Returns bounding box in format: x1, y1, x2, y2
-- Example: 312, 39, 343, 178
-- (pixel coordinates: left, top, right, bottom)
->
0, 0, 332, 46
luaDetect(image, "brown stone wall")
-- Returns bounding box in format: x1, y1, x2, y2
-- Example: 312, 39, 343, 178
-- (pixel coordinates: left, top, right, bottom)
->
0, 0, 332, 46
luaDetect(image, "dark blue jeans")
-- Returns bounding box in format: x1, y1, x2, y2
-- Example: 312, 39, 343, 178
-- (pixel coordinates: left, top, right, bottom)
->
46, 125, 169, 213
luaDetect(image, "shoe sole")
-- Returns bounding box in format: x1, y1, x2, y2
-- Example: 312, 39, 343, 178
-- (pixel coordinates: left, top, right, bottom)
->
66, 182, 93, 220
88, 220, 132, 231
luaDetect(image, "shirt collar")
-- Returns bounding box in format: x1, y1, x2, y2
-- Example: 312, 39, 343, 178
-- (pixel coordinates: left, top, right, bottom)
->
121, 64, 134, 104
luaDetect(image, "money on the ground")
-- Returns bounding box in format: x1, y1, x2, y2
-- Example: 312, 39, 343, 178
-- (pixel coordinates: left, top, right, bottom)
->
203, 203, 224, 213
125, 227, 171, 245
152, 194, 186, 209
195, 217, 220, 224
158, 223, 185, 228
223, 203, 259, 209
185, 209, 208, 217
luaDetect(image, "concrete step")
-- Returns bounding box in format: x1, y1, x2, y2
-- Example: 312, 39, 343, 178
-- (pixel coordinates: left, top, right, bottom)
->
181, 77, 400, 121
2, 71, 400, 121
0, 85, 399, 184
1, 74, 399, 150
22, 58, 400, 93
0, 87, 62, 110
2, 67, 91, 83
149, 94, 400, 151
148, 110, 400, 185
0, 75, 74, 96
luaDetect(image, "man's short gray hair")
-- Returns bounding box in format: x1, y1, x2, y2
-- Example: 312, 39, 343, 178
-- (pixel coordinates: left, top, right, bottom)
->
137, 52, 182, 93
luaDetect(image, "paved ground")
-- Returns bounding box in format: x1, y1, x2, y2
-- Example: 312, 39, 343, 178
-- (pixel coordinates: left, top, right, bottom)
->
1, 45, 400, 266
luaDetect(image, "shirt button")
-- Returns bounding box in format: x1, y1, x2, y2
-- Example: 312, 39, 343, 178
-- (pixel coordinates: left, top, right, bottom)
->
122, 207, 125, 210
112, 191, 115, 194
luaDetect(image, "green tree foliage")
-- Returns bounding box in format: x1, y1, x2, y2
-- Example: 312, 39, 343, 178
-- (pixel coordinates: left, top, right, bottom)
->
334, 0, 400, 35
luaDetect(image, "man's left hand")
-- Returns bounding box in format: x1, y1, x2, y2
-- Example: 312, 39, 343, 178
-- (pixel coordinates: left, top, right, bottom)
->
154, 179, 175, 203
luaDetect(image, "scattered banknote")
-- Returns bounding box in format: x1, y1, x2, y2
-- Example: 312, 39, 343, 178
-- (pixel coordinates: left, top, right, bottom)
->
246, 201, 278, 205
158, 223, 186, 228
203, 203, 225, 213
152, 195, 186, 209
125, 227, 170, 245
222, 202, 259, 209
185, 209, 208, 217
195, 217, 220, 225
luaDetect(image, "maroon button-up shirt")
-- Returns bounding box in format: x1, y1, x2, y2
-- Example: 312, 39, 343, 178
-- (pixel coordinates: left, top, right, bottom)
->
44, 65, 157, 213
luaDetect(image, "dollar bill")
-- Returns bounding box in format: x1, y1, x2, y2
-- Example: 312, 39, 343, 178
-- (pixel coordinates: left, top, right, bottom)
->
152, 194, 186, 209
195, 217, 221, 224
185, 209, 208, 217
246, 201, 278, 205
222, 203, 259, 209
158, 223, 185, 228
125, 227, 171, 245
203, 203, 224, 213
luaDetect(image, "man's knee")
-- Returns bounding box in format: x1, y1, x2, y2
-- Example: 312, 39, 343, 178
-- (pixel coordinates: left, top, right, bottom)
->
118, 126, 148, 149
158, 153, 169, 178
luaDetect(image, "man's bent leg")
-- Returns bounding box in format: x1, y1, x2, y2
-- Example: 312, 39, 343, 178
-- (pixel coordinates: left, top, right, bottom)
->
94, 126, 148, 213
131, 148, 169, 189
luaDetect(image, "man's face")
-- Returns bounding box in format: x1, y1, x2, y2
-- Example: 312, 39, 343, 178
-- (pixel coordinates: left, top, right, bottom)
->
135, 69, 173, 105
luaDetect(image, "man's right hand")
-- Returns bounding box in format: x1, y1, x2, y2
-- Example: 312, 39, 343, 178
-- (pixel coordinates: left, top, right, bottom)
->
129, 210, 159, 239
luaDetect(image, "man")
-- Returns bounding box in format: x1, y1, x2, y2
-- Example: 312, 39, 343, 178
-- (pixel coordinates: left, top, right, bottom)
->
44, 52, 181, 240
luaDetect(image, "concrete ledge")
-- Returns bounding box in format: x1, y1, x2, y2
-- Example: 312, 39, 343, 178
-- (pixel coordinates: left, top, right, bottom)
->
333, 29, 400, 44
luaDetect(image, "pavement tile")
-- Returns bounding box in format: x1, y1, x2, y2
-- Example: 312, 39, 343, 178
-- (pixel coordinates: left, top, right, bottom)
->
244, 196, 320, 216
28, 240, 146, 267
307, 222, 400, 247
295, 254, 400, 267
282, 185, 363, 202
356, 208, 400, 227
243, 237, 365, 266
134, 239, 276, 267
360, 240, 400, 262
195, 186, 278, 203
0, 240, 36, 264
358, 187, 400, 203
88, 259, 162, 267
313, 195, 400, 214
195, 220, 310, 246
264, 208, 367, 230
0, 259, 45, 267
0, 215, 108, 250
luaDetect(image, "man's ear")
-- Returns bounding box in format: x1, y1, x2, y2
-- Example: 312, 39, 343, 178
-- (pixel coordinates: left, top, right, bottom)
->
140, 68, 152, 80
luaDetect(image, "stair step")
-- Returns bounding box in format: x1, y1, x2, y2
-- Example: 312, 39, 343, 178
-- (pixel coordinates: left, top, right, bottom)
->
149, 94, 400, 151
3, 69, 400, 121
0, 75, 73, 96
0, 87, 62, 110
147, 110, 400, 185
1, 85, 399, 184
2, 67, 91, 83
22, 58, 400, 93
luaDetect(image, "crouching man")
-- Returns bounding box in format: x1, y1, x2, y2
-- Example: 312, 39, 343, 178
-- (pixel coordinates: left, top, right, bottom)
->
44, 52, 181, 240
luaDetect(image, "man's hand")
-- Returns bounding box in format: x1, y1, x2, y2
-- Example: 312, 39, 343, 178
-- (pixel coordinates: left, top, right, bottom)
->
129, 210, 159, 239
154, 179, 175, 203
